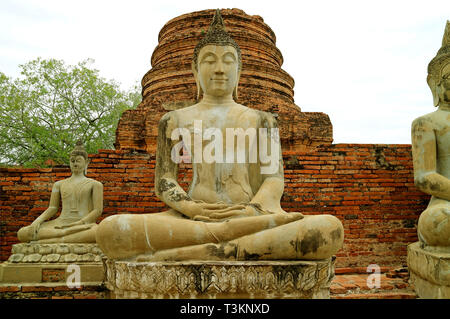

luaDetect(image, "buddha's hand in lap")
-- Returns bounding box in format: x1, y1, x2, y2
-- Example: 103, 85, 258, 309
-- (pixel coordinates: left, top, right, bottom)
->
193, 202, 304, 222
54, 220, 90, 229
180, 201, 244, 220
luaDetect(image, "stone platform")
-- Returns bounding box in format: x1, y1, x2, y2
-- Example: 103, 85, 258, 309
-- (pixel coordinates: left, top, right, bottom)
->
407, 242, 450, 299
105, 257, 335, 299
0, 243, 105, 285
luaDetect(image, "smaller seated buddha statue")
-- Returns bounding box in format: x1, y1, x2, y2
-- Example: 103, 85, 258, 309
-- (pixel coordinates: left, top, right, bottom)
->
17, 141, 103, 244
412, 21, 450, 251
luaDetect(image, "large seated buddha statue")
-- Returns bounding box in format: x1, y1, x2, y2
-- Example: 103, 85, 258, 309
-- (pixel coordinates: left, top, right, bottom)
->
96, 10, 344, 261
412, 20, 450, 251
17, 141, 103, 244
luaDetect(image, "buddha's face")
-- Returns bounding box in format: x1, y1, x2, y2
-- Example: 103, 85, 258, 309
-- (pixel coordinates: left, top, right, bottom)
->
70, 155, 87, 175
438, 62, 450, 104
197, 45, 239, 98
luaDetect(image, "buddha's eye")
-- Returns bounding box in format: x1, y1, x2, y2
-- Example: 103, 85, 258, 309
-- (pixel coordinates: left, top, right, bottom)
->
223, 54, 236, 64
202, 56, 216, 64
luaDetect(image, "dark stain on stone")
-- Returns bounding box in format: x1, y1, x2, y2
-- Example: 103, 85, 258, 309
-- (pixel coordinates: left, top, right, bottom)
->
185, 264, 213, 293
416, 178, 442, 193
155, 114, 180, 199
167, 188, 191, 202
272, 265, 306, 290
158, 178, 176, 194
242, 250, 262, 261
206, 243, 238, 260
330, 228, 342, 242
298, 229, 327, 256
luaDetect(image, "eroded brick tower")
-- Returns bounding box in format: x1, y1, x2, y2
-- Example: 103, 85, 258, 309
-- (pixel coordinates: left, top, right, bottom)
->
115, 8, 333, 153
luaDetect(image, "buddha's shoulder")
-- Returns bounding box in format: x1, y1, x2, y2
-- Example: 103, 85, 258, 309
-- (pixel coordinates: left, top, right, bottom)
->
233, 104, 278, 124
160, 104, 201, 123
412, 109, 444, 131
86, 178, 103, 187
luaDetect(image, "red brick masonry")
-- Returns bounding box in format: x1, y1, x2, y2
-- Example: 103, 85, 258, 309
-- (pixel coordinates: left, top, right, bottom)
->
0, 144, 428, 267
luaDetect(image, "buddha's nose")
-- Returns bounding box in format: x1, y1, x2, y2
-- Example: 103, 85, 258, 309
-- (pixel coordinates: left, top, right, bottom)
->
215, 60, 224, 73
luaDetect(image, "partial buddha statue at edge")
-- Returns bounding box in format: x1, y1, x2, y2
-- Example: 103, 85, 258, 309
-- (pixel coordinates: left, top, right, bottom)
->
95, 9, 344, 261
412, 20, 450, 251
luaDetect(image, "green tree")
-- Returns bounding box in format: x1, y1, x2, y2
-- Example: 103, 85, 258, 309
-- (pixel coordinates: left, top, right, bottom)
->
0, 58, 141, 167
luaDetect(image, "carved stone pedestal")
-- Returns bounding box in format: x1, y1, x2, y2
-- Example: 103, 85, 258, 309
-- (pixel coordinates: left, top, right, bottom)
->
407, 242, 450, 299
105, 257, 335, 299
0, 243, 105, 285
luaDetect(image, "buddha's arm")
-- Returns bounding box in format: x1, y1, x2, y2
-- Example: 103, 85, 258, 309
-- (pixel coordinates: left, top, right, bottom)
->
412, 118, 450, 201
249, 112, 286, 214
82, 181, 103, 224
250, 177, 284, 214
155, 113, 191, 214
31, 183, 61, 225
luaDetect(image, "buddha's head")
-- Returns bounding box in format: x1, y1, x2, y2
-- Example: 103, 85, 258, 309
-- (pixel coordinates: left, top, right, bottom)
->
69, 140, 89, 175
427, 21, 450, 107
192, 9, 242, 100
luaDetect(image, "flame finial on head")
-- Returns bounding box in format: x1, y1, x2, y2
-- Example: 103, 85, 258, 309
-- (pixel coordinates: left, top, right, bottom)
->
192, 9, 242, 70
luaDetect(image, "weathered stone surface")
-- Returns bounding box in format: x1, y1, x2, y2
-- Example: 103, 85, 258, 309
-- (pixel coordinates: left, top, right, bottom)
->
38, 245, 53, 255
63, 253, 79, 263
73, 245, 88, 255
8, 254, 24, 263
45, 254, 61, 263
23, 254, 42, 263
105, 258, 335, 299
6, 243, 104, 264
56, 244, 70, 255
407, 242, 450, 298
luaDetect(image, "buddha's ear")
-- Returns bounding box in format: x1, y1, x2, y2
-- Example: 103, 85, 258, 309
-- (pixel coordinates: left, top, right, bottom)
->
192, 61, 203, 101
233, 69, 241, 101
84, 158, 90, 176
427, 74, 440, 107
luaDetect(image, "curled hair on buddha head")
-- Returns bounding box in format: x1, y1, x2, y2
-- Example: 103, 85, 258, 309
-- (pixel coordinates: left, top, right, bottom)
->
70, 140, 88, 161
427, 20, 450, 107
192, 9, 242, 71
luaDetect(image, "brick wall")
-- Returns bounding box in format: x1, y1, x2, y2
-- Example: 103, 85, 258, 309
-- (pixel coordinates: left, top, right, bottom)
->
0, 144, 428, 267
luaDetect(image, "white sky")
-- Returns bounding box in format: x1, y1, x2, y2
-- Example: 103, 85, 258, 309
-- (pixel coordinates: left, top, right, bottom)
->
1, 0, 449, 145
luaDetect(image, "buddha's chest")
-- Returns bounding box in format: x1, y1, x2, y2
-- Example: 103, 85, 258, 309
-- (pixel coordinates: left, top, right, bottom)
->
60, 180, 93, 208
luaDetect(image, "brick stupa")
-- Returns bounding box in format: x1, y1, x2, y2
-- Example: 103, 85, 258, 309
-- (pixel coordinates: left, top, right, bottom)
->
115, 8, 333, 153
